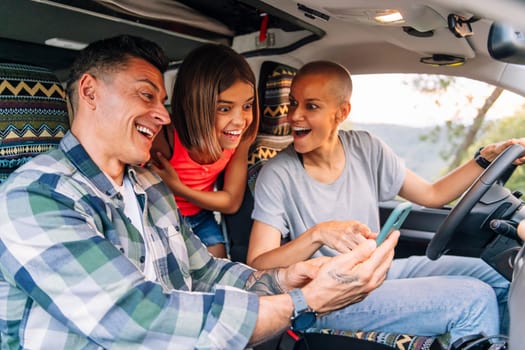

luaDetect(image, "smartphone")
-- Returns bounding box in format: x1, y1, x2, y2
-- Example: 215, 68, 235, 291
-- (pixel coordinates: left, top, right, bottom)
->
376, 202, 412, 245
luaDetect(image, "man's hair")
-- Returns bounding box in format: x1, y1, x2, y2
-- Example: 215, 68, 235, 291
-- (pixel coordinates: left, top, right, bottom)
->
172, 43, 259, 162
294, 60, 353, 103
67, 34, 169, 113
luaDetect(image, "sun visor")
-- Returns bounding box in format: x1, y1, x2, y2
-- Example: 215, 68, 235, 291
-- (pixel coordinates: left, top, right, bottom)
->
95, 0, 234, 37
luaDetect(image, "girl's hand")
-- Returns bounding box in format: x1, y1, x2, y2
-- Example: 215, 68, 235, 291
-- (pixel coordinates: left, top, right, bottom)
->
149, 152, 185, 195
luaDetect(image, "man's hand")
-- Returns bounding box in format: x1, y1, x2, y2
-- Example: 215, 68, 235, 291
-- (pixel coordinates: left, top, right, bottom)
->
300, 230, 399, 313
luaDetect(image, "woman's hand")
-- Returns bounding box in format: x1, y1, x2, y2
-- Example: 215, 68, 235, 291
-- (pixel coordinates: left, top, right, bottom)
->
518, 220, 525, 241
481, 138, 525, 165
312, 220, 374, 254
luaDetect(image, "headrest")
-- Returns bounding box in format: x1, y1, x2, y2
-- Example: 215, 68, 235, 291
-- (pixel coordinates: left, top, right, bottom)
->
258, 61, 297, 136
246, 62, 298, 193
0, 62, 70, 183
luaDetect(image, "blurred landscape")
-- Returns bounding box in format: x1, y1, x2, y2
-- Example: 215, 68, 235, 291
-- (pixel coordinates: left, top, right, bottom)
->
352, 122, 448, 181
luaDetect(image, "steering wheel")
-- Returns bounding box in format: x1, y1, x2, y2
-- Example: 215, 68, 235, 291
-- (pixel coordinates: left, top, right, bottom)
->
426, 144, 525, 260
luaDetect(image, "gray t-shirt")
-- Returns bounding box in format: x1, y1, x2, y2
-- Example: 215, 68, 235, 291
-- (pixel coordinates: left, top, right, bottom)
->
252, 129, 406, 257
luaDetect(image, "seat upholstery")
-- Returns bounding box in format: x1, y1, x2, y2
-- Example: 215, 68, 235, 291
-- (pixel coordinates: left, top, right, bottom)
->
0, 62, 70, 184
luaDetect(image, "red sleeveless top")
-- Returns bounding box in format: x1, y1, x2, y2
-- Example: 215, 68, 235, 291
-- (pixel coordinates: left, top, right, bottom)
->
168, 130, 235, 216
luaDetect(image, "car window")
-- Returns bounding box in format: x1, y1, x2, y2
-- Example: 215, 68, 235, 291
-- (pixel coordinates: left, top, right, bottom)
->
344, 73, 525, 193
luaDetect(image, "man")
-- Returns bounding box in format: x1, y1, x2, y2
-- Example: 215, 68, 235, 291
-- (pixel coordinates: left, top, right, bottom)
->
0, 36, 398, 349
247, 60, 525, 345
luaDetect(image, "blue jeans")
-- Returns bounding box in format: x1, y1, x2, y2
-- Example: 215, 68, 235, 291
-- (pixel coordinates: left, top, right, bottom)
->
314, 255, 509, 345
183, 210, 225, 246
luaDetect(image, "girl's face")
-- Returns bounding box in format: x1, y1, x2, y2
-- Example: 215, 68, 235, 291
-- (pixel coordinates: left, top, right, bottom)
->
288, 73, 348, 154
215, 80, 254, 150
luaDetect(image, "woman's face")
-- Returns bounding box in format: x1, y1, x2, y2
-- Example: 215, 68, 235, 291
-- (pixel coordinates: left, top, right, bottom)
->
288, 73, 348, 154
214, 80, 254, 150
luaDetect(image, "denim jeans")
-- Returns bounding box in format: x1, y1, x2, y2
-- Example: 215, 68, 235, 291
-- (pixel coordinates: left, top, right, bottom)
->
183, 210, 225, 246
314, 255, 509, 345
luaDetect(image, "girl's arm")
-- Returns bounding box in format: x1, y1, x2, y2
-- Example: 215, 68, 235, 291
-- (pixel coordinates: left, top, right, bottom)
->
150, 138, 251, 214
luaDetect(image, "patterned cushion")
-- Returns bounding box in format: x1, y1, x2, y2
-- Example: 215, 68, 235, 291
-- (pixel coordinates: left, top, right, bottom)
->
247, 62, 296, 193
312, 329, 447, 350
0, 63, 70, 183
258, 62, 296, 136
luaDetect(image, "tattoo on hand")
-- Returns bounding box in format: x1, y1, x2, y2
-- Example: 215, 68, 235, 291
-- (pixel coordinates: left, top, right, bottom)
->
245, 269, 285, 295
328, 269, 359, 284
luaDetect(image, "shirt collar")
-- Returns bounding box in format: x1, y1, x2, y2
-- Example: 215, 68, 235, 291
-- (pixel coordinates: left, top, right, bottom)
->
60, 131, 124, 198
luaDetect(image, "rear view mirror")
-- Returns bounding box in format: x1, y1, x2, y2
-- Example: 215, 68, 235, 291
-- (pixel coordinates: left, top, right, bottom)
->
488, 22, 525, 64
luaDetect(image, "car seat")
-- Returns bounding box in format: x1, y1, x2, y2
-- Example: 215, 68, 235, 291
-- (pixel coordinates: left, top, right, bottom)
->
0, 62, 70, 183
222, 61, 446, 350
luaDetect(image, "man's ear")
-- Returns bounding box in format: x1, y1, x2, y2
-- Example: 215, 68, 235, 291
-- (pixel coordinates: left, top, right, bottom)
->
78, 73, 97, 110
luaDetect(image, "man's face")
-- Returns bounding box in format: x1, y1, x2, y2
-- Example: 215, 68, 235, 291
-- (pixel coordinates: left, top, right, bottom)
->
92, 57, 170, 171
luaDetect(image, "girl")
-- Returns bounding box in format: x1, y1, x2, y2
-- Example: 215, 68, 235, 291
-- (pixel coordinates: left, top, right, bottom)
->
151, 43, 258, 258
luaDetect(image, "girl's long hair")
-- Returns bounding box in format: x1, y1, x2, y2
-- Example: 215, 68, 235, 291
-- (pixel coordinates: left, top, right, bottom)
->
172, 43, 259, 162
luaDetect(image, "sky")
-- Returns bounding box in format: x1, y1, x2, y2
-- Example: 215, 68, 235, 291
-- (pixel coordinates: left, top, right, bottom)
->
349, 74, 525, 127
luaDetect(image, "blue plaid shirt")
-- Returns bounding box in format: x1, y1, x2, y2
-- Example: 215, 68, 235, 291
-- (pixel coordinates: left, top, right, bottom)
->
0, 132, 258, 349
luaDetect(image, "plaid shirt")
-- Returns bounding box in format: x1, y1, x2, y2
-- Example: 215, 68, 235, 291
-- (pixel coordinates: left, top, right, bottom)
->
0, 132, 258, 349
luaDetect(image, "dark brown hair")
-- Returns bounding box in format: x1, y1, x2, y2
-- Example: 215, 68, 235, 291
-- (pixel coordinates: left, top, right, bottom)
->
67, 34, 168, 114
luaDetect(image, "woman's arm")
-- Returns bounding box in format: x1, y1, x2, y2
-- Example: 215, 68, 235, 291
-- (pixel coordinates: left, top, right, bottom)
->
247, 219, 373, 269
399, 139, 525, 208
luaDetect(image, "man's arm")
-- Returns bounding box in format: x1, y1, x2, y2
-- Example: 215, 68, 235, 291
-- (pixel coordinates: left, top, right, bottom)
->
245, 231, 399, 346
0, 180, 258, 349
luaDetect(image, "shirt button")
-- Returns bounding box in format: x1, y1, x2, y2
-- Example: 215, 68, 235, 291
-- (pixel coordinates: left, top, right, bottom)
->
119, 248, 125, 254
181, 266, 190, 277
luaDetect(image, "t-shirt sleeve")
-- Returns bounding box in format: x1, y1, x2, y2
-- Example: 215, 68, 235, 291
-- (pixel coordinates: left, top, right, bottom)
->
369, 133, 406, 201
251, 154, 291, 238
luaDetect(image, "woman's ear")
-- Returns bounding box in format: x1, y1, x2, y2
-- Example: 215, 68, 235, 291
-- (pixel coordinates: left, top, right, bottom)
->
78, 73, 97, 110
336, 101, 351, 123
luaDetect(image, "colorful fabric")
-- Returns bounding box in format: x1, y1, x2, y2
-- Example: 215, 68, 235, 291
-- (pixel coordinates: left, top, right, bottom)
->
0, 132, 258, 349
258, 62, 296, 136
169, 128, 235, 216
246, 62, 296, 193
0, 62, 70, 183
312, 329, 447, 350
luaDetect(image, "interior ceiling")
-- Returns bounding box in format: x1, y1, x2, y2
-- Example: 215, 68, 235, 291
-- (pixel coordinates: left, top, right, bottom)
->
0, 0, 313, 78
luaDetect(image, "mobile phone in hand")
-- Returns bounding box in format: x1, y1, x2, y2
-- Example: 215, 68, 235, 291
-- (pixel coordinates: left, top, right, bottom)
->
376, 202, 412, 245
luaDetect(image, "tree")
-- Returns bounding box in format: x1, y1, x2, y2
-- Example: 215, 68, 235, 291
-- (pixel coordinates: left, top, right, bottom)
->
447, 86, 503, 170
460, 107, 525, 192
410, 75, 504, 173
